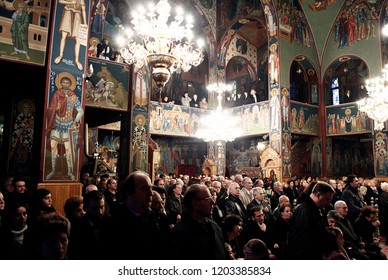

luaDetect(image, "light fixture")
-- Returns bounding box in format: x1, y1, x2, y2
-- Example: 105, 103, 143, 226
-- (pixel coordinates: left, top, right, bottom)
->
116, 0, 204, 100
257, 141, 267, 151
195, 83, 243, 142
383, 23, 388, 37
357, 64, 388, 130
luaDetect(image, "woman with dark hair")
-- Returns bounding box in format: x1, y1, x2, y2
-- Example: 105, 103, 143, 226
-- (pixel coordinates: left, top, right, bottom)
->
28, 212, 70, 259
221, 214, 244, 259
0, 201, 31, 259
354, 206, 387, 259
323, 227, 350, 260
271, 202, 293, 259
28, 188, 56, 225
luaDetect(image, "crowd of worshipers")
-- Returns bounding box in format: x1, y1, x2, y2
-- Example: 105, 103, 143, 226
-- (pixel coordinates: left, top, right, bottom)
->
0, 172, 387, 260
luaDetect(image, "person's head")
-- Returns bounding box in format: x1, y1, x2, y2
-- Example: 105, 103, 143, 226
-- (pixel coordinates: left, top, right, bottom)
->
328, 179, 337, 189
254, 179, 264, 188
334, 200, 348, 217
31, 188, 53, 212
3, 201, 28, 231
64, 196, 84, 221
60, 77, 72, 89
273, 181, 283, 193
359, 205, 378, 223
211, 181, 222, 194
359, 185, 367, 196
83, 190, 106, 220
243, 238, 270, 260
85, 184, 98, 194
182, 175, 190, 186
172, 182, 183, 197
153, 186, 167, 204
242, 177, 253, 191
98, 175, 109, 190
2, 176, 14, 193
0, 191, 4, 211
228, 182, 240, 198
381, 182, 388, 193
251, 187, 264, 201
310, 181, 335, 208
346, 174, 359, 188
120, 171, 153, 216
151, 191, 165, 212
107, 178, 118, 193
221, 214, 243, 240
208, 187, 218, 203
250, 206, 265, 224
154, 178, 165, 189
81, 172, 90, 182
234, 174, 243, 186
183, 184, 214, 222
31, 213, 70, 260
12, 177, 26, 194
86, 176, 95, 186
279, 202, 293, 221
327, 209, 341, 227
324, 227, 345, 254
278, 194, 289, 205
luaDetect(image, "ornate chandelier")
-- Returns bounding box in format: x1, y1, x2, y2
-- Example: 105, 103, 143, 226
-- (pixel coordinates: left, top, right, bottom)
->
358, 64, 388, 130
116, 0, 204, 94
196, 83, 243, 142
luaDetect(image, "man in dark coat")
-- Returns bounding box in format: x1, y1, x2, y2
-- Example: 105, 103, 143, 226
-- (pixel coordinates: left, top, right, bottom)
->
168, 184, 228, 260
287, 182, 335, 259
341, 174, 363, 225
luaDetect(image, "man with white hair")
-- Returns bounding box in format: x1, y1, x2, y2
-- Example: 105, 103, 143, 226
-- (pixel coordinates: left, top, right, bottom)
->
334, 200, 370, 260
224, 182, 248, 225
239, 176, 254, 207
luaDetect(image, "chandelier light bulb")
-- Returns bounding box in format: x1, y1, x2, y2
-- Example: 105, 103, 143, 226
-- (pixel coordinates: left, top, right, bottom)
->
196, 82, 242, 142
117, 0, 204, 93
358, 64, 388, 128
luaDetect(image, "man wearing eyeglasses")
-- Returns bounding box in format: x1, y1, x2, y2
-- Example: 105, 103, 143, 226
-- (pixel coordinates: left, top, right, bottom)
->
168, 184, 228, 260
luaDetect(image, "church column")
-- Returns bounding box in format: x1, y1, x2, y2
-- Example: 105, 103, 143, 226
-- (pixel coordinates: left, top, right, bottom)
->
40, 1, 91, 182
130, 66, 151, 173
266, 1, 282, 182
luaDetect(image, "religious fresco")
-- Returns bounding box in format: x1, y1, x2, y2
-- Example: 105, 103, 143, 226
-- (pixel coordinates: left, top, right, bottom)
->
374, 130, 388, 176
42, 71, 84, 182
311, 137, 322, 177
41, 1, 91, 182
0, 0, 52, 66
325, 102, 372, 135
97, 128, 119, 172
88, 0, 129, 62
149, 102, 194, 137
8, 98, 35, 178
216, 0, 263, 43
225, 136, 262, 176
131, 112, 148, 172
149, 100, 270, 138
330, 137, 374, 177
230, 101, 270, 136
85, 57, 130, 111
290, 101, 319, 135
329, 0, 384, 50
51, 0, 89, 73
277, 0, 314, 48
153, 136, 207, 176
